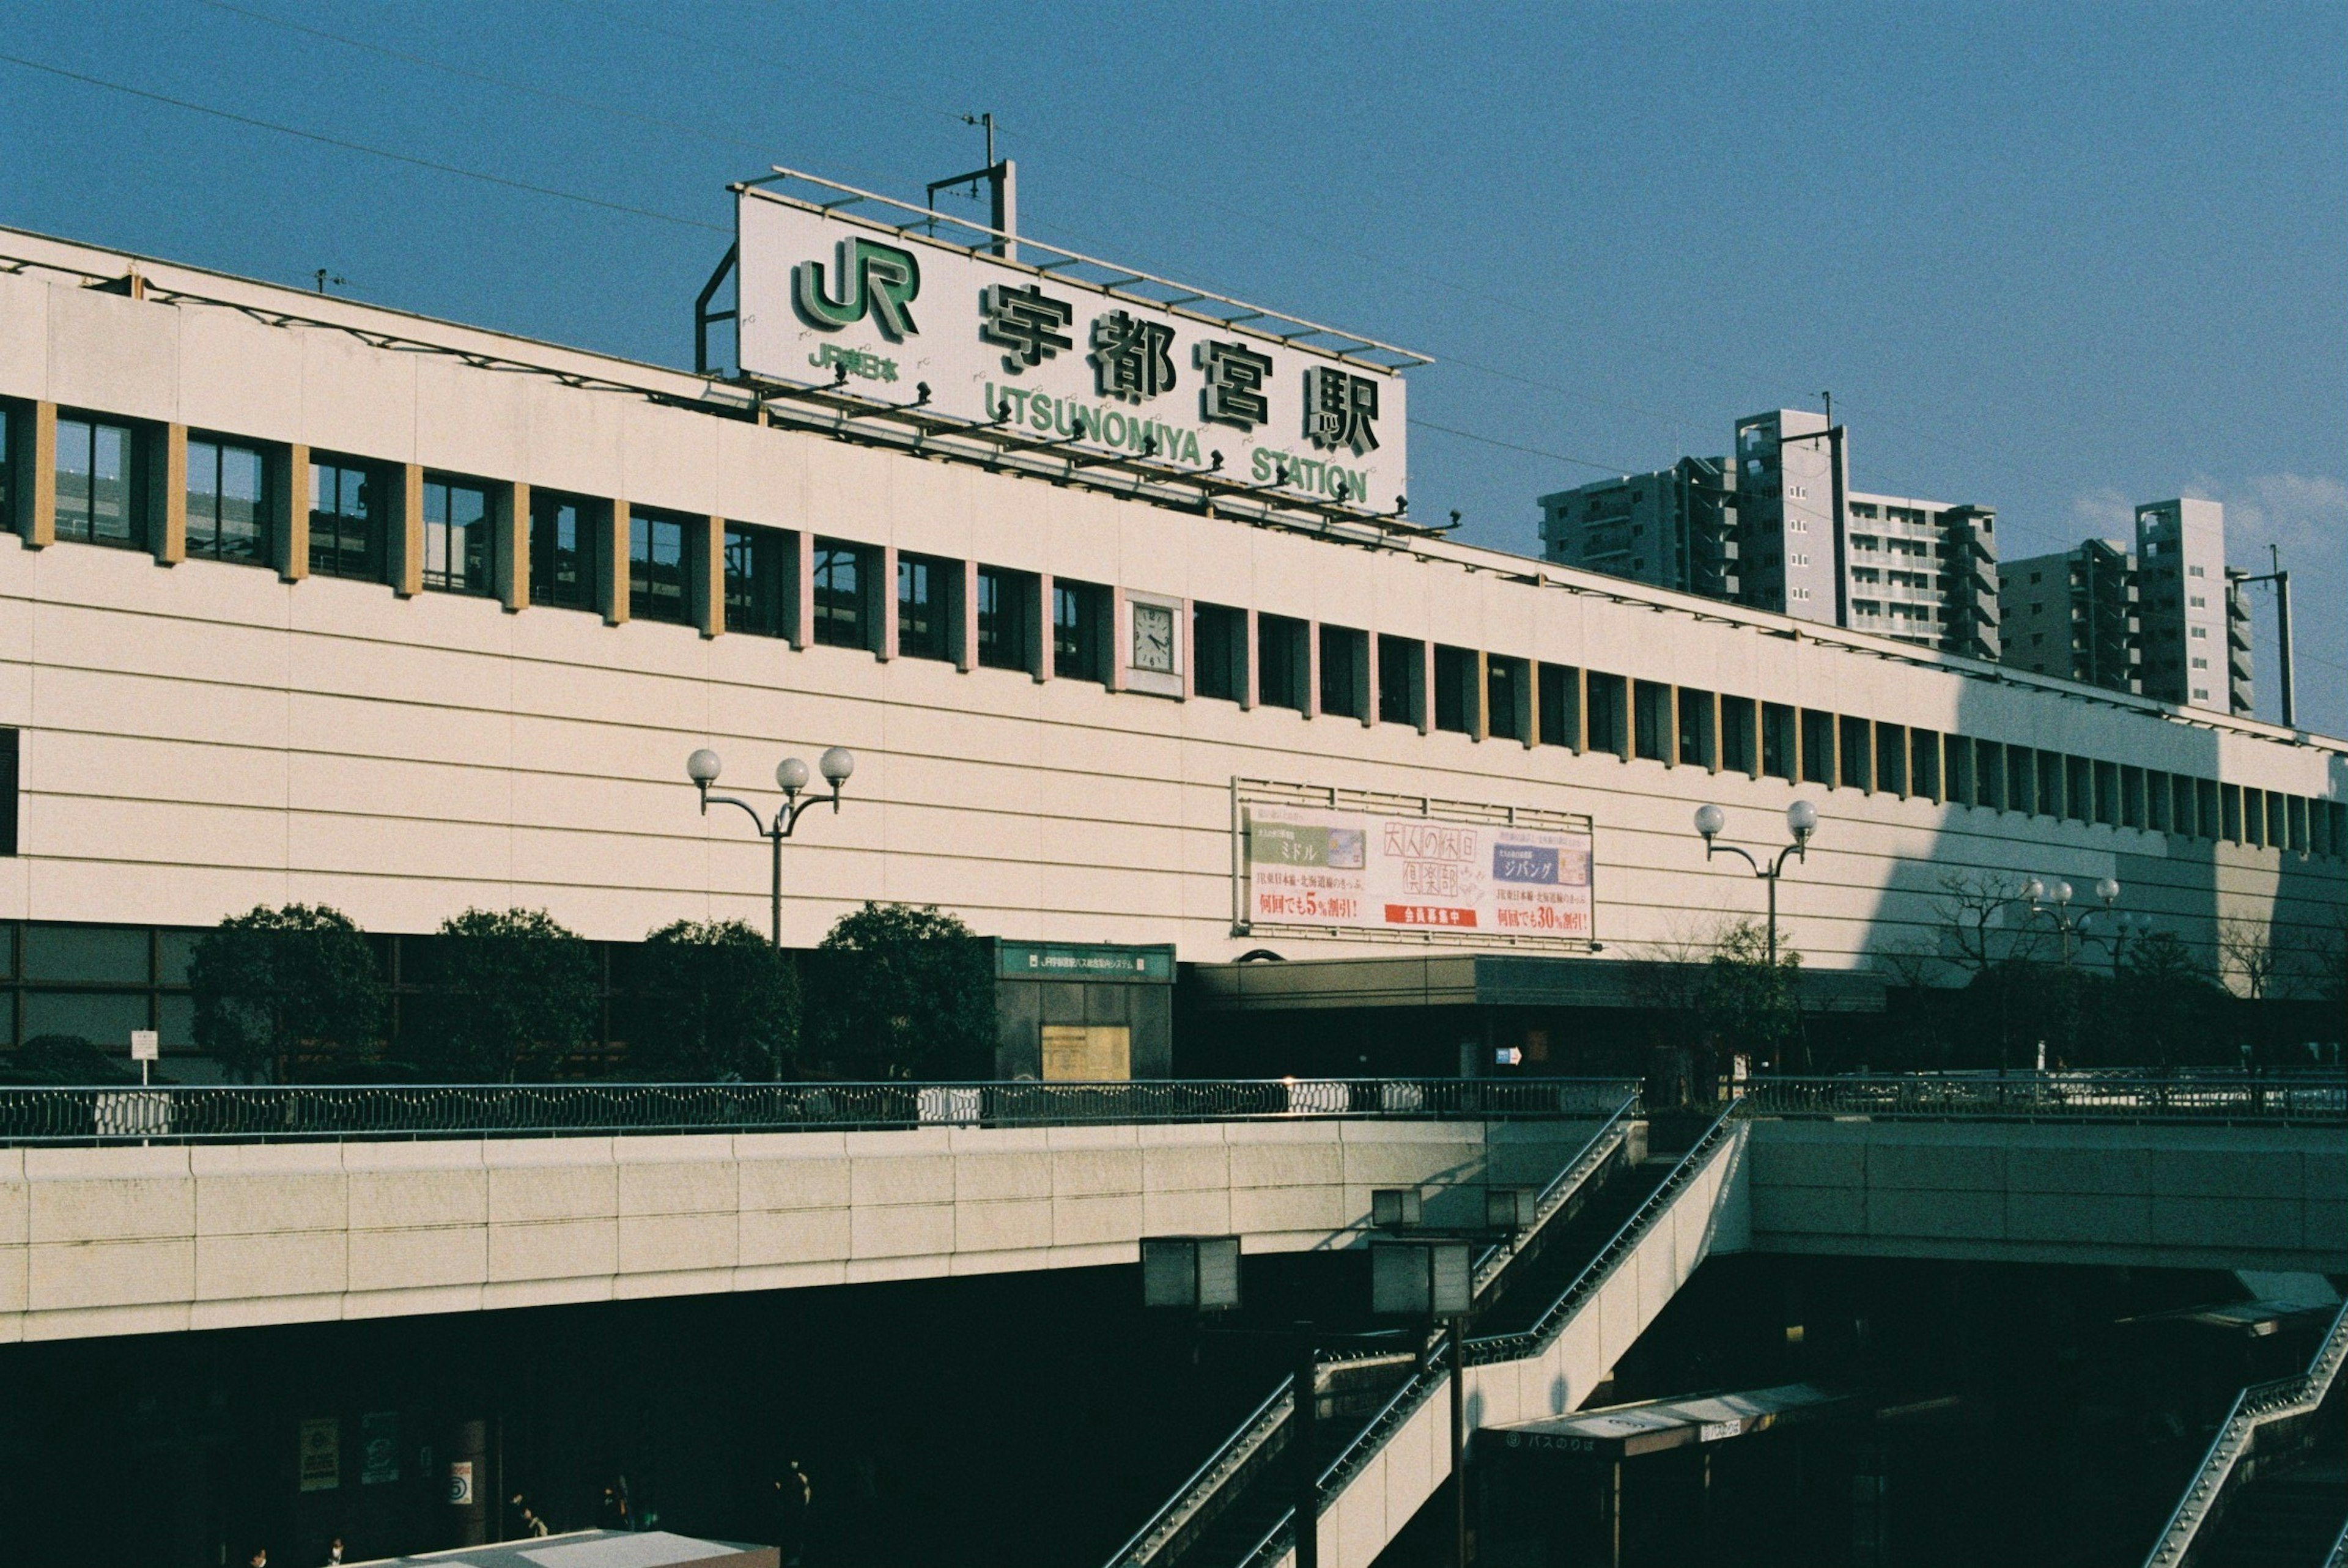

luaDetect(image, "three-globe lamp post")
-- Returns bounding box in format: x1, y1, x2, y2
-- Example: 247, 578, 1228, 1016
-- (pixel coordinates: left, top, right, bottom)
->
684, 745, 855, 947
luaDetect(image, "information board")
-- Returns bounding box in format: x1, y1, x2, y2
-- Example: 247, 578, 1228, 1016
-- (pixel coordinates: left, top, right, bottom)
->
1244, 804, 1595, 943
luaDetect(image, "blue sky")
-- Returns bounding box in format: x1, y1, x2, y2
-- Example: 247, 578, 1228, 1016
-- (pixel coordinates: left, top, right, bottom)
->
4, 2, 2342, 733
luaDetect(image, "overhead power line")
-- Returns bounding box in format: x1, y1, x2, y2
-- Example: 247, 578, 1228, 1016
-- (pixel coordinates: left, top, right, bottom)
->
0, 51, 729, 236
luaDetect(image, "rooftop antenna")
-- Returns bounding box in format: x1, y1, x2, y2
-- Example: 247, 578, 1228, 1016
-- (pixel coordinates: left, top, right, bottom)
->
313, 269, 349, 295
927, 111, 1016, 261
1818, 390, 1833, 429
2237, 543, 2295, 729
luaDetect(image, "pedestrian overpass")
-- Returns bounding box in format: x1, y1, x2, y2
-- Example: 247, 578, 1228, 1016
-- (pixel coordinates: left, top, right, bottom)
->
2, 1073, 2341, 1567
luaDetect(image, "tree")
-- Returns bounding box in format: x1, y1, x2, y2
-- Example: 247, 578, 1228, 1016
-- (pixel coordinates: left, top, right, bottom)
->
190, 904, 385, 1081
805, 903, 994, 1080
2215, 916, 2294, 1002
2103, 931, 2227, 1070
632, 919, 800, 1080
1699, 918, 1805, 1069
416, 908, 599, 1081
0, 1035, 136, 1086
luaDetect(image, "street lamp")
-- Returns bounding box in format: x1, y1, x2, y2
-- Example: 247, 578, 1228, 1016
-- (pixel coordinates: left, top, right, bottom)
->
685, 745, 855, 946
1693, 800, 1820, 968
2024, 875, 2117, 966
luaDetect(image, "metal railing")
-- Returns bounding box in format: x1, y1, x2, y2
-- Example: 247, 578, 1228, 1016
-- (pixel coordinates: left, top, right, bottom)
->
0, 1076, 1643, 1146
2141, 1295, 2348, 1568
2325, 1512, 2348, 1568
1740, 1071, 2347, 1125
1472, 1102, 1640, 1300
1100, 1094, 1642, 1568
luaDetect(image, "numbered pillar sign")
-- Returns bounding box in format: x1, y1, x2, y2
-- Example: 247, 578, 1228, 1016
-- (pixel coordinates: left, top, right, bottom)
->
446, 1460, 474, 1506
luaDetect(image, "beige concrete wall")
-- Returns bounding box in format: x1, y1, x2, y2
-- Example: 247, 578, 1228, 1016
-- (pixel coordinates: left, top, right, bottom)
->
0, 254, 2339, 985
1743, 1119, 2348, 1272
0, 1117, 1595, 1344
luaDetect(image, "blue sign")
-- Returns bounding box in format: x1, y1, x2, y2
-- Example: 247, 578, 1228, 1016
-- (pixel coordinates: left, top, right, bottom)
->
1493, 844, 1559, 885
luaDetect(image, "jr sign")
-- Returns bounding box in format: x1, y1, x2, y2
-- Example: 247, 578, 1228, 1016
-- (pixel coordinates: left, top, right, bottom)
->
736, 189, 1409, 509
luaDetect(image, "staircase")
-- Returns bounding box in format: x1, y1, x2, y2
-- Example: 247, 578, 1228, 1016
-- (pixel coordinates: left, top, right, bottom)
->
2197, 1449, 2348, 1568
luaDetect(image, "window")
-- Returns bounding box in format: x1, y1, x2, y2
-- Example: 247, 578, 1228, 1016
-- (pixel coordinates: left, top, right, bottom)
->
628, 510, 690, 624
2196, 778, 2219, 841
1633, 682, 1672, 762
2007, 746, 2034, 815
1194, 603, 1246, 701
0, 404, 11, 531
1909, 728, 1939, 801
2188, 564, 2205, 578
2095, 762, 2121, 827
978, 566, 1036, 672
725, 523, 791, 638
1586, 672, 1628, 757
422, 477, 495, 595
1800, 710, 1834, 786
1432, 646, 1478, 735
2146, 771, 2171, 833
1054, 578, 1109, 681
185, 438, 268, 564
1320, 625, 1367, 720
1876, 723, 1907, 797
309, 460, 380, 580
812, 539, 872, 649
1486, 656, 1526, 742
1378, 636, 1420, 727
0, 727, 16, 858
1677, 689, 1715, 770
528, 493, 598, 611
2221, 784, 2242, 842
1976, 741, 2006, 811
1539, 664, 1581, 751
1721, 696, 1757, 775
1761, 703, 1795, 781
897, 552, 954, 661
1257, 615, 1308, 711
1838, 716, 1872, 792
2063, 757, 2089, 822
2190, 625, 2208, 640
55, 416, 139, 548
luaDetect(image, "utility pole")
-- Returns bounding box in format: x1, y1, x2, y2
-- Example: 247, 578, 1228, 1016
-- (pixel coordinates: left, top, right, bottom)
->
929, 112, 1017, 260
2237, 545, 2295, 729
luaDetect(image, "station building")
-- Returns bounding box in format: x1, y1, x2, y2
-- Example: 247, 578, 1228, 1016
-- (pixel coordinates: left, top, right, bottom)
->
0, 194, 2341, 1080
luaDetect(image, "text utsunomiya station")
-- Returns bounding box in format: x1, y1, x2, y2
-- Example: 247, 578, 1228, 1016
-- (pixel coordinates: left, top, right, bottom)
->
0, 171, 2340, 1078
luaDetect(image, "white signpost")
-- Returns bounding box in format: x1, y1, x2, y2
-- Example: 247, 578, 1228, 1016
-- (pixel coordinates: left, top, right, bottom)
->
130, 1028, 158, 1084
1242, 803, 1597, 946
736, 180, 1414, 512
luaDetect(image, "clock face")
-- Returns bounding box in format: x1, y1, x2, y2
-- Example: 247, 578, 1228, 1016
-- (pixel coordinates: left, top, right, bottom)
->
1131, 602, 1176, 672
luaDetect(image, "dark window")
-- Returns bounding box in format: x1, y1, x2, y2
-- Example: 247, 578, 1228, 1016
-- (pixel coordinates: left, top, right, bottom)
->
1838, 716, 1872, 791
1909, 728, 1939, 800
186, 438, 268, 564
1433, 646, 1478, 735
1320, 625, 1367, 720
2245, 790, 2267, 848
1800, 709, 1834, 785
1054, 578, 1109, 681
1257, 615, 1308, 711
55, 416, 139, 548
1721, 696, 1756, 774
2064, 756, 2091, 822
309, 460, 380, 580
1677, 689, 1715, 769
978, 566, 1035, 672
2146, 770, 2171, 833
0, 728, 17, 858
2007, 746, 2034, 815
812, 539, 871, 649
1977, 741, 2006, 811
898, 552, 954, 661
1761, 702, 1795, 781
1586, 672, 1628, 757
2095, 762, 2121, 827
1538, 664, 1580, 750
1378, 635, 1420, 726
1486, 657, 1526, 742
0, 404, 11, 531
2196, 778, 2220, 841
1876, 723, 1907, 796
423, 478, 495, 595
1633, 682, 1671, 762
2220, 784, 2243, 843
2039, 751, 2066, 818
1194, 603, 1246, 701
530, 492, 598, 611
725, 523, 791, 638
629, 510, 690, 624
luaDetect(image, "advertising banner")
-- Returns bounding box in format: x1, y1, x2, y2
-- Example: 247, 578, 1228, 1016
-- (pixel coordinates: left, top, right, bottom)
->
737, 191, 1408, 509
1245, 804, 1594, 942
298, 1417, 340, 1493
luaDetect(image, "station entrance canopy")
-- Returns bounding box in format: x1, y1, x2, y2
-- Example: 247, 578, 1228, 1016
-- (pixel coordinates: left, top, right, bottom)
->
725, 168, 1426, 527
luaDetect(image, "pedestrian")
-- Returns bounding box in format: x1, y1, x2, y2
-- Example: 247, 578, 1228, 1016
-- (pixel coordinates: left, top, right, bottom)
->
323, 1537, 345, 1566
519, 1503, 550, 1538
774, 1459, 813, 1566
246, 1550, 267, 1568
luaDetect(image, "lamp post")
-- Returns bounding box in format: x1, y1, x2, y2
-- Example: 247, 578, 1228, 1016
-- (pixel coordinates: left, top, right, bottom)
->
2023, 875, 2117, 966
1693, 801, 1820, 969
684, 746, 855, 947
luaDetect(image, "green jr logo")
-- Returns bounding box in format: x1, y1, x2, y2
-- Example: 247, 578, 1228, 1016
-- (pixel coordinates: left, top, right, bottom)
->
793, 237, 921, 342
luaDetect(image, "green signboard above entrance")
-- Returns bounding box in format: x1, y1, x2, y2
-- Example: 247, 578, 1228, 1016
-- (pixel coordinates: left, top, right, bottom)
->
996, 940, 1176, 984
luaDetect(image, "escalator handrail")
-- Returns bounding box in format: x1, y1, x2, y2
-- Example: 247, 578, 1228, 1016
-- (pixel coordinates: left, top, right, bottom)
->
2141, 1293, 2348, 1568
1099, 1094, 1641, 1568
1472, 1097, 1641, 1301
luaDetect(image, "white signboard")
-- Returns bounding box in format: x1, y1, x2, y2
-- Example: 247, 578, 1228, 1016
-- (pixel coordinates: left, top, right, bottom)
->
129, 1029, 158, 1062
1244, 804, 1595, 943
737, 191, 1408, 509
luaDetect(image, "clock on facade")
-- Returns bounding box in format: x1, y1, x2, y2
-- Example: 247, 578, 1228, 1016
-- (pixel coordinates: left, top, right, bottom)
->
1131, 601, 1176, 673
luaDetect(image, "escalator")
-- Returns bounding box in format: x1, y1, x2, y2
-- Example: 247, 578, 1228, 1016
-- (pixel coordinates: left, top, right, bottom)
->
2195, 1445, 2347, 1568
